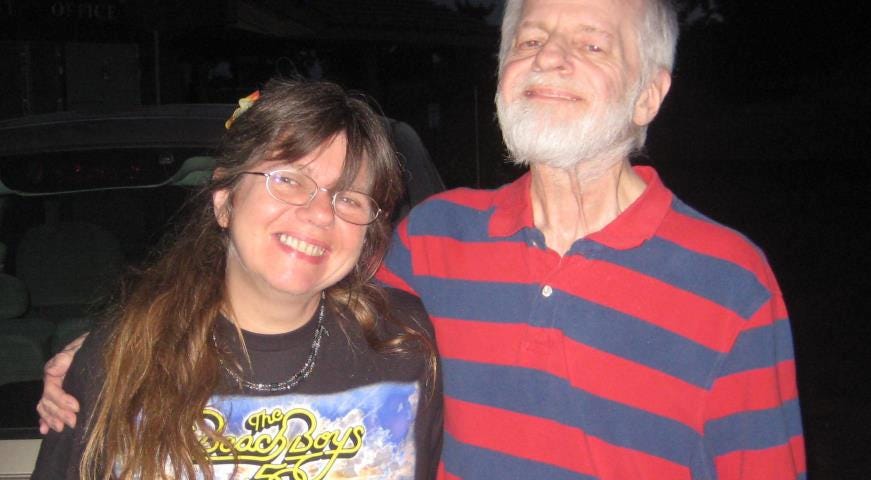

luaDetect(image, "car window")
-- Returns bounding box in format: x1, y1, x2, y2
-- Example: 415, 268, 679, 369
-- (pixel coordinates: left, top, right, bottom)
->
0, 148, 206, 194
0, 184, 198, 434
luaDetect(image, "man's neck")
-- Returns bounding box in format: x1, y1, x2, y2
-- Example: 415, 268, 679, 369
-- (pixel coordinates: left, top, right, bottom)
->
529, 156, 646, 256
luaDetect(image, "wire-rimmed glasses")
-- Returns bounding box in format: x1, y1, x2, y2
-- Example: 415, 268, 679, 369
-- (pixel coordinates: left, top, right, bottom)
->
241, 170, 381, 225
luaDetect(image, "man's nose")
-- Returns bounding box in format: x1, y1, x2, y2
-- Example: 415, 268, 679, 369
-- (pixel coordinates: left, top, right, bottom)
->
532, 38, 573, 74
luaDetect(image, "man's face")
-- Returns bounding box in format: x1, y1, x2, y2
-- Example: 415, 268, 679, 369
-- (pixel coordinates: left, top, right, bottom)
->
496, 0, 646, 168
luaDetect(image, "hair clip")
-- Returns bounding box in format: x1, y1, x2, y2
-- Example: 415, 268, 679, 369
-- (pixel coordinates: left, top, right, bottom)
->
224, 91, 261, 130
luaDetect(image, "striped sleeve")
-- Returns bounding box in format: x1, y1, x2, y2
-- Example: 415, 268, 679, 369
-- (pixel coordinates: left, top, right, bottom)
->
377, 217, 420, 296
702, 264, 806, 480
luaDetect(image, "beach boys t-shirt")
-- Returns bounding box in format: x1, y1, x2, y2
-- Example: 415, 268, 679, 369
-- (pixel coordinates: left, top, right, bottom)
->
33, 288, 442, 480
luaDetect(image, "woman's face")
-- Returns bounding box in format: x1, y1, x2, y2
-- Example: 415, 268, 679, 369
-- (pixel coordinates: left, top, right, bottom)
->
214, 133, 370, 306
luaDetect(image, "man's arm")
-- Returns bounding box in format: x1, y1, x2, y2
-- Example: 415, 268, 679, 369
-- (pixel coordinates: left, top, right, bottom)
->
36, 333, 86, 434
702, 268, 806, 479
32, 329, 103, 479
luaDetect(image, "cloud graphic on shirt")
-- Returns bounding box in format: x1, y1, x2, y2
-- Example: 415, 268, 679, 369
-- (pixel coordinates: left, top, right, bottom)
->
206, 381, 421, 479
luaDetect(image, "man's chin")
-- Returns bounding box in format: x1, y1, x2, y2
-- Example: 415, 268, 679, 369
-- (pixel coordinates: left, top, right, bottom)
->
519, 103, 584, 126
508, 136, 635, 171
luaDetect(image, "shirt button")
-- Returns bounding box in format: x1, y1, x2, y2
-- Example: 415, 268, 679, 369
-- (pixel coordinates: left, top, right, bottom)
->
541, 285, 553, 297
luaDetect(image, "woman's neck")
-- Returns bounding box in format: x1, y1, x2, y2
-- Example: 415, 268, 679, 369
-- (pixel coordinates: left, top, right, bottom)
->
223, 257, 322, 334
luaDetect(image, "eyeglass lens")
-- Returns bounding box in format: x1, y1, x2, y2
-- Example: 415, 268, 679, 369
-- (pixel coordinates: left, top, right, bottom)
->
266, 170, 379, 225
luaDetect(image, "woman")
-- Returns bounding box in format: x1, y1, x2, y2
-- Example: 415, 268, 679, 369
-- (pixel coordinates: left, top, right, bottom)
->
32, 79, 442, 480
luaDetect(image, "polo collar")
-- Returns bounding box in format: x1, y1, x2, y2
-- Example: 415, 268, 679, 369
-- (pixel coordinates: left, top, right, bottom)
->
488, 172, 534, 238
488, 166, 672, 250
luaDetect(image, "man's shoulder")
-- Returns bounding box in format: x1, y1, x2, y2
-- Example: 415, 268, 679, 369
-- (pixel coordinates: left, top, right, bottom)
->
398, 186, 507, 243
405, 181, 522, 227
663, 195, 772, 276
413, 185, 504, 213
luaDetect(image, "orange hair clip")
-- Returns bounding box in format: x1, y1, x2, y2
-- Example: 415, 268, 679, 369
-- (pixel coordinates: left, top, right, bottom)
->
224, 90, 261, 130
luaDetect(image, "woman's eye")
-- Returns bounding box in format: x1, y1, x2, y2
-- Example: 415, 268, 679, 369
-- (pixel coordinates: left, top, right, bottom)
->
337, 194, 361, 208
274, 175, 301, 187
585, 44, 603, 53
519, 39, 542, 49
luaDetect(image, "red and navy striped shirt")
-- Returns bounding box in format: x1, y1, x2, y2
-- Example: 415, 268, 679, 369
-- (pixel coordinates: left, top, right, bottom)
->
378, 166, 805, 479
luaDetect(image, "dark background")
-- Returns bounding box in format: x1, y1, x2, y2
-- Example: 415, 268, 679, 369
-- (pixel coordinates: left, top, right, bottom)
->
2, 0, 868, 477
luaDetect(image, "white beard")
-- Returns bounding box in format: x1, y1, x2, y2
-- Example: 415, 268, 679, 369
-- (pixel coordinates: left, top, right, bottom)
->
496, 75, 640, 171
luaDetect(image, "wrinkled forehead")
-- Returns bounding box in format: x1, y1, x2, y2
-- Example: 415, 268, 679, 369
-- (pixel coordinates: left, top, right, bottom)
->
517, 0, 645, 42
520, 0, 644, 18
518, 0, 646, 71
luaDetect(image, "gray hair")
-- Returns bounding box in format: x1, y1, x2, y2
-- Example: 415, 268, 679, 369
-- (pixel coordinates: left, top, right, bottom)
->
497, 0, 679, 83
636, 0, 679, 86
497, 0, 525, 77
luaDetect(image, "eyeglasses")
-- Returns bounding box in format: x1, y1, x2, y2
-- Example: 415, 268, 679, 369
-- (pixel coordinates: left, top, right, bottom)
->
241, 170, 381, 225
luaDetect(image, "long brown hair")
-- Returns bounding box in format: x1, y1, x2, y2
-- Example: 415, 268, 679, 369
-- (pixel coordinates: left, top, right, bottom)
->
80, 78, 437, 479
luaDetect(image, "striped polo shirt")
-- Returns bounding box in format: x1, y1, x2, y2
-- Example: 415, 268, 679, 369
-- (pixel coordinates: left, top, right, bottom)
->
378, 166, 805, 480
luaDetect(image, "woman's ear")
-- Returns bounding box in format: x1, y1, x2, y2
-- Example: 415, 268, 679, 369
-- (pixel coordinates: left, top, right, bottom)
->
212, 168, 231, 228
213, 189, 231, 228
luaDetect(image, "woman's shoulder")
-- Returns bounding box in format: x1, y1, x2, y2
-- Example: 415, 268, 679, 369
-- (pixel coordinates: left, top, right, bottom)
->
383, 287, 433, 334
384, 287, 426, 314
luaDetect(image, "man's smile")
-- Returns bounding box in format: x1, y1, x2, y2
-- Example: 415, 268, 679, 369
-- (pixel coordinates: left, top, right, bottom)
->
523, 87, 583, 101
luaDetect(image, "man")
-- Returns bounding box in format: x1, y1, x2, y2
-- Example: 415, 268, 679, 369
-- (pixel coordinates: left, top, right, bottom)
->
40, 0, 805, 478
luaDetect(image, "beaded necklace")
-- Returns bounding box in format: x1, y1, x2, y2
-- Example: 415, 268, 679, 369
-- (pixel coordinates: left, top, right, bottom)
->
215, 293, 327, 393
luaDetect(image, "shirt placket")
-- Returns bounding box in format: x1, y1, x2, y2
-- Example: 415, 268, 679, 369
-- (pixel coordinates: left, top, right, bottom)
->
518, 229, 564, 366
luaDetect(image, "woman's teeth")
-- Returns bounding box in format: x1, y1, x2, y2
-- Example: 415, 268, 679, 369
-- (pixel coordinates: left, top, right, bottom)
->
278, 234, 326, 256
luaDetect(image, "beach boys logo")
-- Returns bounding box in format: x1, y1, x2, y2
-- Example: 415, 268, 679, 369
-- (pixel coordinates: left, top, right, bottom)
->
196, 382, 420, 479
202, 406, 365, 479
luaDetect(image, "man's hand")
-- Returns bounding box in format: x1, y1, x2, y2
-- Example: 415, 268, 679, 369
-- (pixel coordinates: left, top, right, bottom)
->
36, 334, 86, 434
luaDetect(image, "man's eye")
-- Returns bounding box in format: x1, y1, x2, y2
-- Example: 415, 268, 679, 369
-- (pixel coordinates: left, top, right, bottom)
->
519, 39, 542, 49
585, 44, 603, 53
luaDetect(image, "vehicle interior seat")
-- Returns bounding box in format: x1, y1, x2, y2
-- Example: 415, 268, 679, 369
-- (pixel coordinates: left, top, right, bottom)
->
387, 119, 446, 222
0, 273, 54, 386
50, 317, 92, 355
0, 271, 27, 321
15, 221, 123, 319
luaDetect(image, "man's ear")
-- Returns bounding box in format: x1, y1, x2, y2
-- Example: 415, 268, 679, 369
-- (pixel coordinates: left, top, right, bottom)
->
632, 68, 672, 127
212, 168, 231, 228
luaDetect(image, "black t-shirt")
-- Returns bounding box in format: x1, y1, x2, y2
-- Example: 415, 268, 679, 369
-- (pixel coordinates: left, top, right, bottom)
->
33, 288, 442, 479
